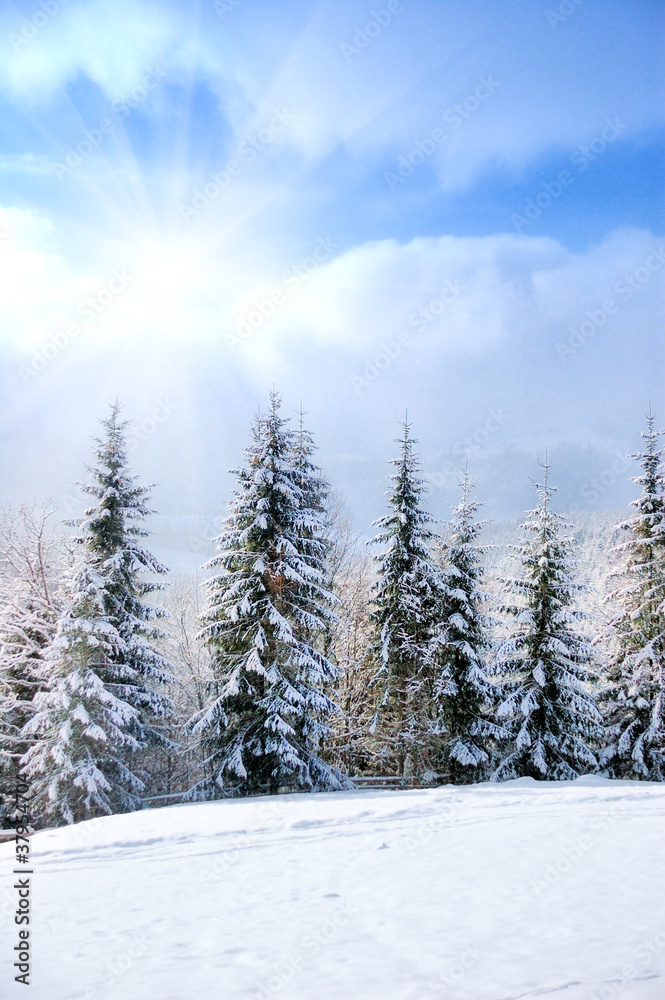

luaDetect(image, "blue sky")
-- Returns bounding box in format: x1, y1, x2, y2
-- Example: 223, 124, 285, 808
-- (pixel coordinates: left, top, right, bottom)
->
0, 0, 663, 530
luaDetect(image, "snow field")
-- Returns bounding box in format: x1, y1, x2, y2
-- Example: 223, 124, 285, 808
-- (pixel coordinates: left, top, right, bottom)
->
1, 776, 664, 1000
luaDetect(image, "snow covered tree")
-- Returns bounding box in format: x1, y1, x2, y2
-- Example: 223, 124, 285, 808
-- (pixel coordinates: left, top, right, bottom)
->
369, 422, 448, 779
433, 471, 500, 782
292, 406, 332, 645
21, 563, 144, 825
293, 406, 328, 527
602, 409, 665, 780
190, 392, 345, 797
20, 403, 174, 821
493, 464, 601, 781
0, 506, 61, 825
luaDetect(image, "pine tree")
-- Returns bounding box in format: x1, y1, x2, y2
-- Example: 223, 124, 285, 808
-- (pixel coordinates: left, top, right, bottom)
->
369, 422, 447, 779
21, 563, 144, 824
602, 409, 665, 779
433, 471, 500, 782
20, 403, 174, 820
191, 392, 344, 796
494, 463, 601, 780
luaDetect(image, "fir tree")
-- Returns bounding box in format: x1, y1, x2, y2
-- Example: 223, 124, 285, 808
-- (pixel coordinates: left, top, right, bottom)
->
21, 563, 144, 824
369, 422, 447, 779
293, 405, 328, 526
20, 404, 174, 820
191, 392, 344, 796
494, 464, 601, 780
0, 584, 56, 824
602, 409, 665, 779
293, 405, 332, 647
434, 471, 500, 782
74, 403, 173, 731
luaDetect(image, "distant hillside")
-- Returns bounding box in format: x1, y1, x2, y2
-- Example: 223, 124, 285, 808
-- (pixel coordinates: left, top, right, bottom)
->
149, 509, 629, 581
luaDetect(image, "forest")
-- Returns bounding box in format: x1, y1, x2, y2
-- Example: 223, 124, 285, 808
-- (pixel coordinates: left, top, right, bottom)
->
1, 393, 663, 828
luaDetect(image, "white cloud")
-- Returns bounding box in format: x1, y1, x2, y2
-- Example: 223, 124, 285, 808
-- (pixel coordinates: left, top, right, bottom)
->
0, 0, 180, 104
241, 228, 663, 365
0, 210, 661, 521
0, 205, 93, 351
5, 208, 661, 380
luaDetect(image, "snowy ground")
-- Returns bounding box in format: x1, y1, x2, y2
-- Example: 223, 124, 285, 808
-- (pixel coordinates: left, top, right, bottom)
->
1, 776, 664, 1000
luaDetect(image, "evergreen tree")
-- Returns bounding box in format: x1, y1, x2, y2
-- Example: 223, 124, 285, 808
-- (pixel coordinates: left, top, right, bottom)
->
494, 464, 601, 780
21, 563, 144, 824
369, 422, 447, 779
602, 409, 665, 779
20, 403, 174, 820
434, 471, 500, 782
0, 506, 60, 825
293, 405, 328, 526
0, 584, 56, 824
292, 405, 331, 646
191, 392, 344, 796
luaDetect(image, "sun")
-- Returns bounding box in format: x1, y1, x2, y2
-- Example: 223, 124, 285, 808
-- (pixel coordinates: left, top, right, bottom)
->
130, 238, 204, 315
133, 240, 202, 293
